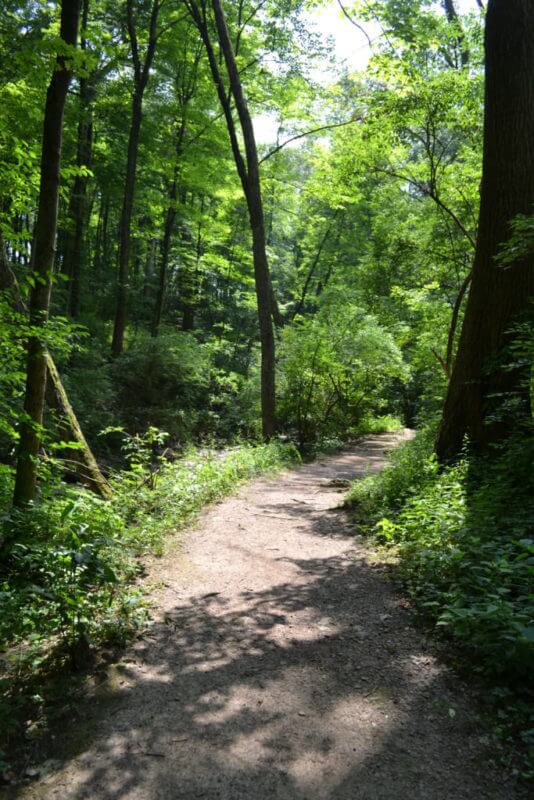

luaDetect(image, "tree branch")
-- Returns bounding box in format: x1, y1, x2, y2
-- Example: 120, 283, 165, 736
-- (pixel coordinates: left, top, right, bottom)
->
259, 117, 361, 164
373, 165, 476, 249
336, 0, 372, 46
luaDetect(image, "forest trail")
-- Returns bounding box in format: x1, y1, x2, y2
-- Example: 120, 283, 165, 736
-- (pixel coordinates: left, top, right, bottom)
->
15, 431, 518, 800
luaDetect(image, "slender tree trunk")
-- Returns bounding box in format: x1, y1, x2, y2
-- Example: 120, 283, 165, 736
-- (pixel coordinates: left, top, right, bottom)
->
181, 194, 204, 332
444, 270, 472, 374
143, 237, 156, 299
436, 0, 534, 462
442, 0, 469, 66
209, 0, 276, 437
152, 202, 176, 336
44, 355, 112, 498
111, 0, 159, 356
292, 214, 337, 320
64, 0, 93, 318
152, 123, 186, 337
111, 90, 143, 356
13, 0, 81, 506
270, 282, 284, 327
93, 193, 109, 282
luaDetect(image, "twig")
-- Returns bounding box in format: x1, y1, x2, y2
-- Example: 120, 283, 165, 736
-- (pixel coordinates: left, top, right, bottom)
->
259, 118, 362, 163
336, 0, 372, 46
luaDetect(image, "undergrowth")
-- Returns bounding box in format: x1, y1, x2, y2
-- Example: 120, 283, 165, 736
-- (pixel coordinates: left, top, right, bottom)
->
346, 427, 534, 777
0, 438, 298, 765
301, 414, 403, 459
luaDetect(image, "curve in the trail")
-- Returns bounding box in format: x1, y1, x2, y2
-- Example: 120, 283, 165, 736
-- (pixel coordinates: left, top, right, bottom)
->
16, 432, 520, 800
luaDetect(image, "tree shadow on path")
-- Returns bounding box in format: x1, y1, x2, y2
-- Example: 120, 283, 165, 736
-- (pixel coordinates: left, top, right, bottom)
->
15, 535, 518, 798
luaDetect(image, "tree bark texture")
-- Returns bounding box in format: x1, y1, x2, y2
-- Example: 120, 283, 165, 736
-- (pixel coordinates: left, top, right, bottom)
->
13, 0, 82, 506
436, 0, 534, 461
152, 121, 188, 336
111, 90, 143, 356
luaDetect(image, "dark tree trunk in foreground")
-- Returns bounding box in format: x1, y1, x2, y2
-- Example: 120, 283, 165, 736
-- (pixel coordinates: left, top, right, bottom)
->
211, 0, 276, 437
13, 0, 81, 507
111, 0, 159, 357
436, 0, 534, 462
186, 0, 276, 437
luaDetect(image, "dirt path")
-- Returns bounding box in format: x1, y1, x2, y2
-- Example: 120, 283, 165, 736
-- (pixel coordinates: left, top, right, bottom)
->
13, 432, 520, 800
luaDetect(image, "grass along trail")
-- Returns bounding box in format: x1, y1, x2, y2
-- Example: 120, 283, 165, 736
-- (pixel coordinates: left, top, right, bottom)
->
12, 431, 522, 800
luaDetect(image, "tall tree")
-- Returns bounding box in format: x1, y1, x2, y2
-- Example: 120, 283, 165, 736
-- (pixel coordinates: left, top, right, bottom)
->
442, 0, 469, 67
152, 40, 202, 337
63, 0, 93, 317
185, 0, 276, 437
436, 0, 534, 461
13, 0, 82, 506
111, 0, 160, 357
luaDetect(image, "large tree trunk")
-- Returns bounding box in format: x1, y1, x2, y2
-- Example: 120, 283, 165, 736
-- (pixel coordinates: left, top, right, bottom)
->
436, 0, 534, 462
13, 0, 81, 507
209, 0, 276, 438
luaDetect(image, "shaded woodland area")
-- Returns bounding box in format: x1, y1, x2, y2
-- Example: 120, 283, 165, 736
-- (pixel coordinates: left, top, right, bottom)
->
0, 0, 533, 784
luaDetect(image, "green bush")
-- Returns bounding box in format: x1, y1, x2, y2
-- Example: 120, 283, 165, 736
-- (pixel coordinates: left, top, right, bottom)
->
111, 332, 211, 442
278, 303, 409, 448
60, 340, 116, 449
346, 424, 438, 518
349, 431, 534, 679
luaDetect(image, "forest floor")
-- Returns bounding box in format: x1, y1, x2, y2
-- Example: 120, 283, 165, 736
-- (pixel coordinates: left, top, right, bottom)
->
7, 431, 523, 800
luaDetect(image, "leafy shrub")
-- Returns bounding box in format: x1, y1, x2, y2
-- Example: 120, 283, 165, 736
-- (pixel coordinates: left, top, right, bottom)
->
111, 332, 211, 442
346, 424, 437, 518
60, 339, 116, 449
0, 293, 85, 456
278, 301, 409, 447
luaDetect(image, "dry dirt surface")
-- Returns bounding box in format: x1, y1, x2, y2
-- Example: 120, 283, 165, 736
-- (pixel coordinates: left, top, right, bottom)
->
11, 431, 521, 800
